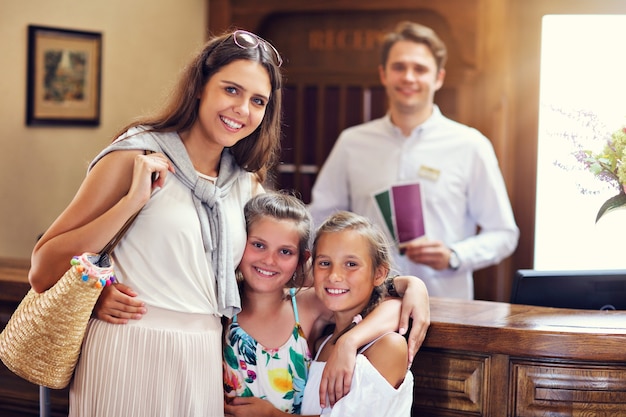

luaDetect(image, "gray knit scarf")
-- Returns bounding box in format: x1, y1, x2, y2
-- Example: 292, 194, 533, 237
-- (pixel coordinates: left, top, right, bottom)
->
89, 126, 244, 317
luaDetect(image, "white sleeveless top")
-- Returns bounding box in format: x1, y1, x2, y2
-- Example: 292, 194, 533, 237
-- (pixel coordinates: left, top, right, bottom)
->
112, 172, 251, 314
301, 333, 414, 416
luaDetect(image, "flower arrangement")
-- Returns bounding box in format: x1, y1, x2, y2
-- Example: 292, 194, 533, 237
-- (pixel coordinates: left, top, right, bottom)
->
547, 106, 626, 223
582, 126, 626, 189
578, 125, 626, 222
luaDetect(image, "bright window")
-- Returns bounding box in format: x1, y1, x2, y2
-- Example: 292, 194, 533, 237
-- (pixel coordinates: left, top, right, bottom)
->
534, 15, 626, 270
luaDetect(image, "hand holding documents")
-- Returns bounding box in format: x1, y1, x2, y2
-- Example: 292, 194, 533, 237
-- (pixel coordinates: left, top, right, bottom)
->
374, 182, 426, 251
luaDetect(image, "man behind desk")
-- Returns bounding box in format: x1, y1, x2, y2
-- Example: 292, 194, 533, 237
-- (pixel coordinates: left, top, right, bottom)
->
308, 21, 519, 299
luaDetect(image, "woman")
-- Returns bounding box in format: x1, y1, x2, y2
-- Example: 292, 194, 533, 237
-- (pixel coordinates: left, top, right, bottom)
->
29, 29, 283, 417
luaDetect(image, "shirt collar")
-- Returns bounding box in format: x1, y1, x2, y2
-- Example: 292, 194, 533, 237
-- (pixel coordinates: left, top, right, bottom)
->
383, 105, 443, 138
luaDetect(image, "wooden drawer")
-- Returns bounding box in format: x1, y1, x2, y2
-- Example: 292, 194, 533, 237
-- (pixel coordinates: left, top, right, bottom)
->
511, 360, 626, 416
412, 349, 488, 416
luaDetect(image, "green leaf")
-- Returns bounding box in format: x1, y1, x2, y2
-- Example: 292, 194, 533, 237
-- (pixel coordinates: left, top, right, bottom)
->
224, 345, 239, 369
590, 162, 603, 175
289, 347, 307, 379
596, 192, 626, 223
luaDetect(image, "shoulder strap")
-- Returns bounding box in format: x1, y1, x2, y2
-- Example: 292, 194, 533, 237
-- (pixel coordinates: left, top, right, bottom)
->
357, 332, 395, 355
314, 334, 334, 361
289, 288, 301, 324
99, 150, 154, 256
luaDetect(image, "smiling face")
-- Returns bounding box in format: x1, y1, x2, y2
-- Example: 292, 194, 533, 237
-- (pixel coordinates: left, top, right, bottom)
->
378, 40, 445, 118
313, 229, 386, 322
194, 59, 272, 150
239, 216, 301, 294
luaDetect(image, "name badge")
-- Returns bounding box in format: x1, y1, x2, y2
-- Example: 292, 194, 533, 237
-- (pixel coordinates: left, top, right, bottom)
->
418, 165, 440, 182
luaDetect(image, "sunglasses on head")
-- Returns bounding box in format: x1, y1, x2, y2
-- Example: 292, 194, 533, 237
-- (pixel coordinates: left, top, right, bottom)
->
232, 30, 283, 68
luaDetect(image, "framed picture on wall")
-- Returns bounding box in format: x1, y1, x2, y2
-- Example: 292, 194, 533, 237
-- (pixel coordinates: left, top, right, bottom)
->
26, 25, 102, 126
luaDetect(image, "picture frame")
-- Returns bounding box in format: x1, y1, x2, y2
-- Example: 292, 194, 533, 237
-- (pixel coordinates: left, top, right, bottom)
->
26, 25, 102, 126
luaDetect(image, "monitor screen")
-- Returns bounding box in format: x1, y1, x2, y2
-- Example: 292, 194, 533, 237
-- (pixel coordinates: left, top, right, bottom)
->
511, 269, 626, 310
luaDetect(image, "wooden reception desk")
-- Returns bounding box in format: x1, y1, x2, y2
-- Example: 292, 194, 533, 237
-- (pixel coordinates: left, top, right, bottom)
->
2, 258, 626, 416
412, 297, 626, 416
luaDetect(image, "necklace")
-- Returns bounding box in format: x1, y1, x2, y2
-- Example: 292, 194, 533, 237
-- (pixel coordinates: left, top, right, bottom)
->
196, 171, 217, 183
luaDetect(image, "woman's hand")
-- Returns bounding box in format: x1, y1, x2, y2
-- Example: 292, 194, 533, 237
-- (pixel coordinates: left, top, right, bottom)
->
125, 152, 174, 209
92, 283, 146, 324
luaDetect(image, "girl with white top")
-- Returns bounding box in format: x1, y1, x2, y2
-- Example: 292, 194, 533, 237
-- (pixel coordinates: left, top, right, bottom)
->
301, 211, 414, 416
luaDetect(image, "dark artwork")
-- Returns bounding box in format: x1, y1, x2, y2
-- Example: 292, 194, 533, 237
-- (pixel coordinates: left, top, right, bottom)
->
43, 49, 87, 102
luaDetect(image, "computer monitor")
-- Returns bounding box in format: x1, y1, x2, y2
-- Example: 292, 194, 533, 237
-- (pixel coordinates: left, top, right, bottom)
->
510, 269, 626, 311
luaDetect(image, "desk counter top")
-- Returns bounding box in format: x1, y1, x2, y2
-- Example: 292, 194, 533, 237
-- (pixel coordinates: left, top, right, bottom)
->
425, 297, 626, 362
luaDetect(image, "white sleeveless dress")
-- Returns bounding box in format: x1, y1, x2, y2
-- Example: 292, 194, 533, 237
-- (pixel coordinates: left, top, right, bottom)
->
69, 170, 252, 417
301, 333, 414, 416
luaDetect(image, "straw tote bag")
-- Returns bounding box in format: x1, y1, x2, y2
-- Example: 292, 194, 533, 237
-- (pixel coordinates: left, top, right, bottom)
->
0, 152, 153, 389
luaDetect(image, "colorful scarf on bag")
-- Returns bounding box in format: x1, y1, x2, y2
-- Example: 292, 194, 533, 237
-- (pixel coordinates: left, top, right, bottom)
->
88, 126, 245, 317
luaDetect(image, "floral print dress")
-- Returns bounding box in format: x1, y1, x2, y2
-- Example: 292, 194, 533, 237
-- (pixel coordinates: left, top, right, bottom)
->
223, 288, 312, 414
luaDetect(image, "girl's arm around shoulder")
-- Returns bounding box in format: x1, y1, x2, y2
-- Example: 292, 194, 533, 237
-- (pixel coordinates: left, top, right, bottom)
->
295, 287, 406, 350
388, 275, 430, 361
363, 332, 409, 389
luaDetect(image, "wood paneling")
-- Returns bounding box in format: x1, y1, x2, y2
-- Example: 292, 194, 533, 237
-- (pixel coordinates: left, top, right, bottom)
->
260, 9, 469, 204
